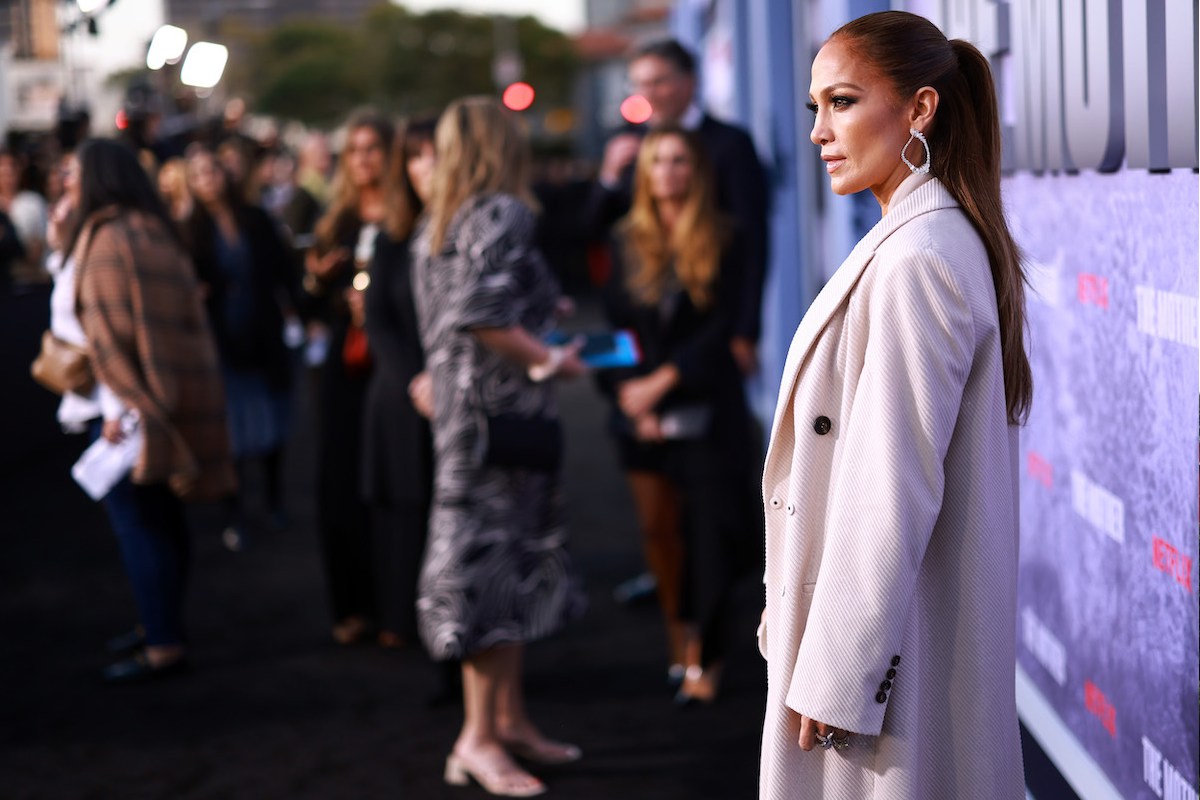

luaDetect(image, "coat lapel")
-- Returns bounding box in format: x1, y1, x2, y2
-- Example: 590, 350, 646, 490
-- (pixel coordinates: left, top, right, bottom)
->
765, 176, 956, 450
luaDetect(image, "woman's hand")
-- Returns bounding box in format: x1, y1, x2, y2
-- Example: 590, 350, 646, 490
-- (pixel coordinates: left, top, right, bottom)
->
47, 195, 74, 252
408, 371, 434, 419
798, 715, 852, 752
101, 418, 126, 444
306, 246, 350, 280
617, 365, 679, 420
553, 344, 588, 380
345, 286, 366, 328
632, 413, 663, 443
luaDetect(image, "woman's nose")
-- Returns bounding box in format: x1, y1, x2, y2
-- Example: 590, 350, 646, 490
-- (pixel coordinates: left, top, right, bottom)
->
810, 117, 829, 147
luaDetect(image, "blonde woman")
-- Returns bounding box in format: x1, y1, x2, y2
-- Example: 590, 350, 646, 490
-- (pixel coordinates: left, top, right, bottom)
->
412, 97, 587, 797
156, 158, 192, 222
304, 110, 395, 645
602, 127, 758, 705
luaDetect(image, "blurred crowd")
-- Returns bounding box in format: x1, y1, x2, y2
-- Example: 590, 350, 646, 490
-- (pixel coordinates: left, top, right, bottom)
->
22, 37, 770, 797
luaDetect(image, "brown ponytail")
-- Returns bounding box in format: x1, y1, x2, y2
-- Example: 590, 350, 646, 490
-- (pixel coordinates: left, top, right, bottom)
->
832, 12, 1032, 425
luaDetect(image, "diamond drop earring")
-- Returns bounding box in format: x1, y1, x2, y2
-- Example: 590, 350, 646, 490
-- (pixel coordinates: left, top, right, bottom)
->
901, 128, 931, 175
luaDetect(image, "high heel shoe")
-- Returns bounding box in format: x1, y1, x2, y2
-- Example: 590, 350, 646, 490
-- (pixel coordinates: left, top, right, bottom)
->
667, 663, 686, 686
503, 737, 582, 765
444, 752, 546, 797
674, 663, 722, 707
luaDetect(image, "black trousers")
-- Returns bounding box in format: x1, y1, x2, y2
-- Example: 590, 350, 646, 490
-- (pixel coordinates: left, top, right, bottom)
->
316, 362, 375, 624
668, 438, 761, 667
370, 504, 430, 640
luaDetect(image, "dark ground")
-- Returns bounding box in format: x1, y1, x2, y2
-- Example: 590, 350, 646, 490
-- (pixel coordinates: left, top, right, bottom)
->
0, 287, 767, 800
0, 286, 1075, 800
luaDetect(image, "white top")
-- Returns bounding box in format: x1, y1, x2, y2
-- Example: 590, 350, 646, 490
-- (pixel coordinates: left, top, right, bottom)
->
47, 250, 125, 431
10, 191, 47, 245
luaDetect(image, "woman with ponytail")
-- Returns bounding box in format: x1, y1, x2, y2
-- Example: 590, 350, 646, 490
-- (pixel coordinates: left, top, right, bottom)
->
758, 11, 1029, 798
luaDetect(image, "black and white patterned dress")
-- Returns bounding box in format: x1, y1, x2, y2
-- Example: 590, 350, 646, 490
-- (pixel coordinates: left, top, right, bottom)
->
411, 192, 586, 661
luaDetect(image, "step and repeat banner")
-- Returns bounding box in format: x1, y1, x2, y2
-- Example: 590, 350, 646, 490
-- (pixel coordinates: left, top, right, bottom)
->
901, 1, 1200, 797
1010, 168, 1198, 800
998, 0, 1199, 796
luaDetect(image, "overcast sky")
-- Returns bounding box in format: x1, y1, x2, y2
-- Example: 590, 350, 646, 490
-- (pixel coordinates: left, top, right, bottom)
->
396, 0, 586, 33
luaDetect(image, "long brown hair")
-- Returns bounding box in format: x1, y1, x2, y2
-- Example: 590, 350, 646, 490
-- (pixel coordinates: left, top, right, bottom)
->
381, 116, 436, 242
620, 127, 725, 309
313, 109, 394, 253
832, 11, 1032, 425
426, 97, 538, 253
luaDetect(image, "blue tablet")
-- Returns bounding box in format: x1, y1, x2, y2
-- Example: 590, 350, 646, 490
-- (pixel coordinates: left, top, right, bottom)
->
545, 330, 641, 368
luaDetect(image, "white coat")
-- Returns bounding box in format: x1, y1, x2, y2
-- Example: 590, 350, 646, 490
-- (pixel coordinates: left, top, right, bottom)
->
758, 174, 1024, 800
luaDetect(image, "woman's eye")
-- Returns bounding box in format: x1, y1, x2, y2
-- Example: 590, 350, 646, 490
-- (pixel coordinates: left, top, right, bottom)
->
831, 96, 855, 109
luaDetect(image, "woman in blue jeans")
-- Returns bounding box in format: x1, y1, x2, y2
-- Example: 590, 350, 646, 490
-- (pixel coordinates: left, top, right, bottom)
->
62, 139, 234, 682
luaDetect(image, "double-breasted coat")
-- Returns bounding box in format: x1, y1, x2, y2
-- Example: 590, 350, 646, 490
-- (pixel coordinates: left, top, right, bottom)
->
759, 175, 1024, 799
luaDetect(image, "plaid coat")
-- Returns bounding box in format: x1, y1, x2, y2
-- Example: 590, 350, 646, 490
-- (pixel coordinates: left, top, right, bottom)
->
75, 207, 235, 502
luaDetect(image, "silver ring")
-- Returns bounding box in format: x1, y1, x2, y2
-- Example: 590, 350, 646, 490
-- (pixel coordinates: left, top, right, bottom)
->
815, 732, 834, 750
832, 733, 851, 751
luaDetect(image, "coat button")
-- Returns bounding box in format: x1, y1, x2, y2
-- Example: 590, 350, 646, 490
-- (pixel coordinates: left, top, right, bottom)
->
879, 680, 892, 691
891, 655, 901, 667
769, 496, 782, 509
875, 691, 887, 704
785, 502, 795, 515
813, 416, 832, 435
886, 668, 897, 680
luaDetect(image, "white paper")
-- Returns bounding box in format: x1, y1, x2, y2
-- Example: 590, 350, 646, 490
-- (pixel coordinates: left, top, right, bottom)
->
71, 419, 143, 501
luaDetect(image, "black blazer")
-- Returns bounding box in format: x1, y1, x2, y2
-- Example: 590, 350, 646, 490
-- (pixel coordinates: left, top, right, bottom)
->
601, 230, 754, 467
360, 232, 432, 507
189, 204, 296, 385
587, 114, 770, 342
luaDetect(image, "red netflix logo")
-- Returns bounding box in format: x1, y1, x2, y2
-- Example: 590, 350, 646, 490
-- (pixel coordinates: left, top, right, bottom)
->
1084, 680, 1117, 737
1027, 451, 1053, 488
1078, 274, 1110, 308
1152, 537, 1194, 593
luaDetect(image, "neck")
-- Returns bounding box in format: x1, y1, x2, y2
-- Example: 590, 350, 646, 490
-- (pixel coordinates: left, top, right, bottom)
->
205, 199, 231, 219
657, 199, 683, 232
359, 184, 383, 221
872, 165, 915, 216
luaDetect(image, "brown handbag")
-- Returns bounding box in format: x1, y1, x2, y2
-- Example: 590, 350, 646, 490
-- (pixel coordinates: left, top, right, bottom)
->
30, 330, 95, 395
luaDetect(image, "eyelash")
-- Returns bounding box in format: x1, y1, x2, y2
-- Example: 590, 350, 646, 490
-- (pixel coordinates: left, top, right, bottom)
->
806, 96, 856, 113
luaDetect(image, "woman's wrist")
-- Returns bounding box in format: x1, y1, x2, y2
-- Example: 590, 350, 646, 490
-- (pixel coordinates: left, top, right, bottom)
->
528, 346, 565, 382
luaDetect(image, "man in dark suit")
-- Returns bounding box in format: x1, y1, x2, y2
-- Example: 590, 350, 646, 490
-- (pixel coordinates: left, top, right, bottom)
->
589, 38, 769, 375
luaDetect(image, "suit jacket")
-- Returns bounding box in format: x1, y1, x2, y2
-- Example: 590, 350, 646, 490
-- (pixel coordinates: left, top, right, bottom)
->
75, 209, 235, 502
758, 175, 1023, 800
588, 114, 769, 342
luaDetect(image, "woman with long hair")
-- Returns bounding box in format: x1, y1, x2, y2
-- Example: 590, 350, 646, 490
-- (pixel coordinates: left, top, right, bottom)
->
303, 110, 395, 645
412, 97, 587, 797
360, 116, 437, 648
67, 138, 234, 682
184, 146, 296, 550
758, 11, 1031, 798
603, 127, 758, 705
157, 157, 192, 223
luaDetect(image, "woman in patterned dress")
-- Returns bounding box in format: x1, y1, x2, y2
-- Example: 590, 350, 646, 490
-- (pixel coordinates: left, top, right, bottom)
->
412, 97, 587, 797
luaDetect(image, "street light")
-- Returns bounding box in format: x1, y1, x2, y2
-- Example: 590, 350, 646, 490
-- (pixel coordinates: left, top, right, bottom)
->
146, 25, 188, 70
180, 42, 228, 89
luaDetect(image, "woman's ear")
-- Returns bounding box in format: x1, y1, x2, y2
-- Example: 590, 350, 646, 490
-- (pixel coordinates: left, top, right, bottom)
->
910, 86, 939, 133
